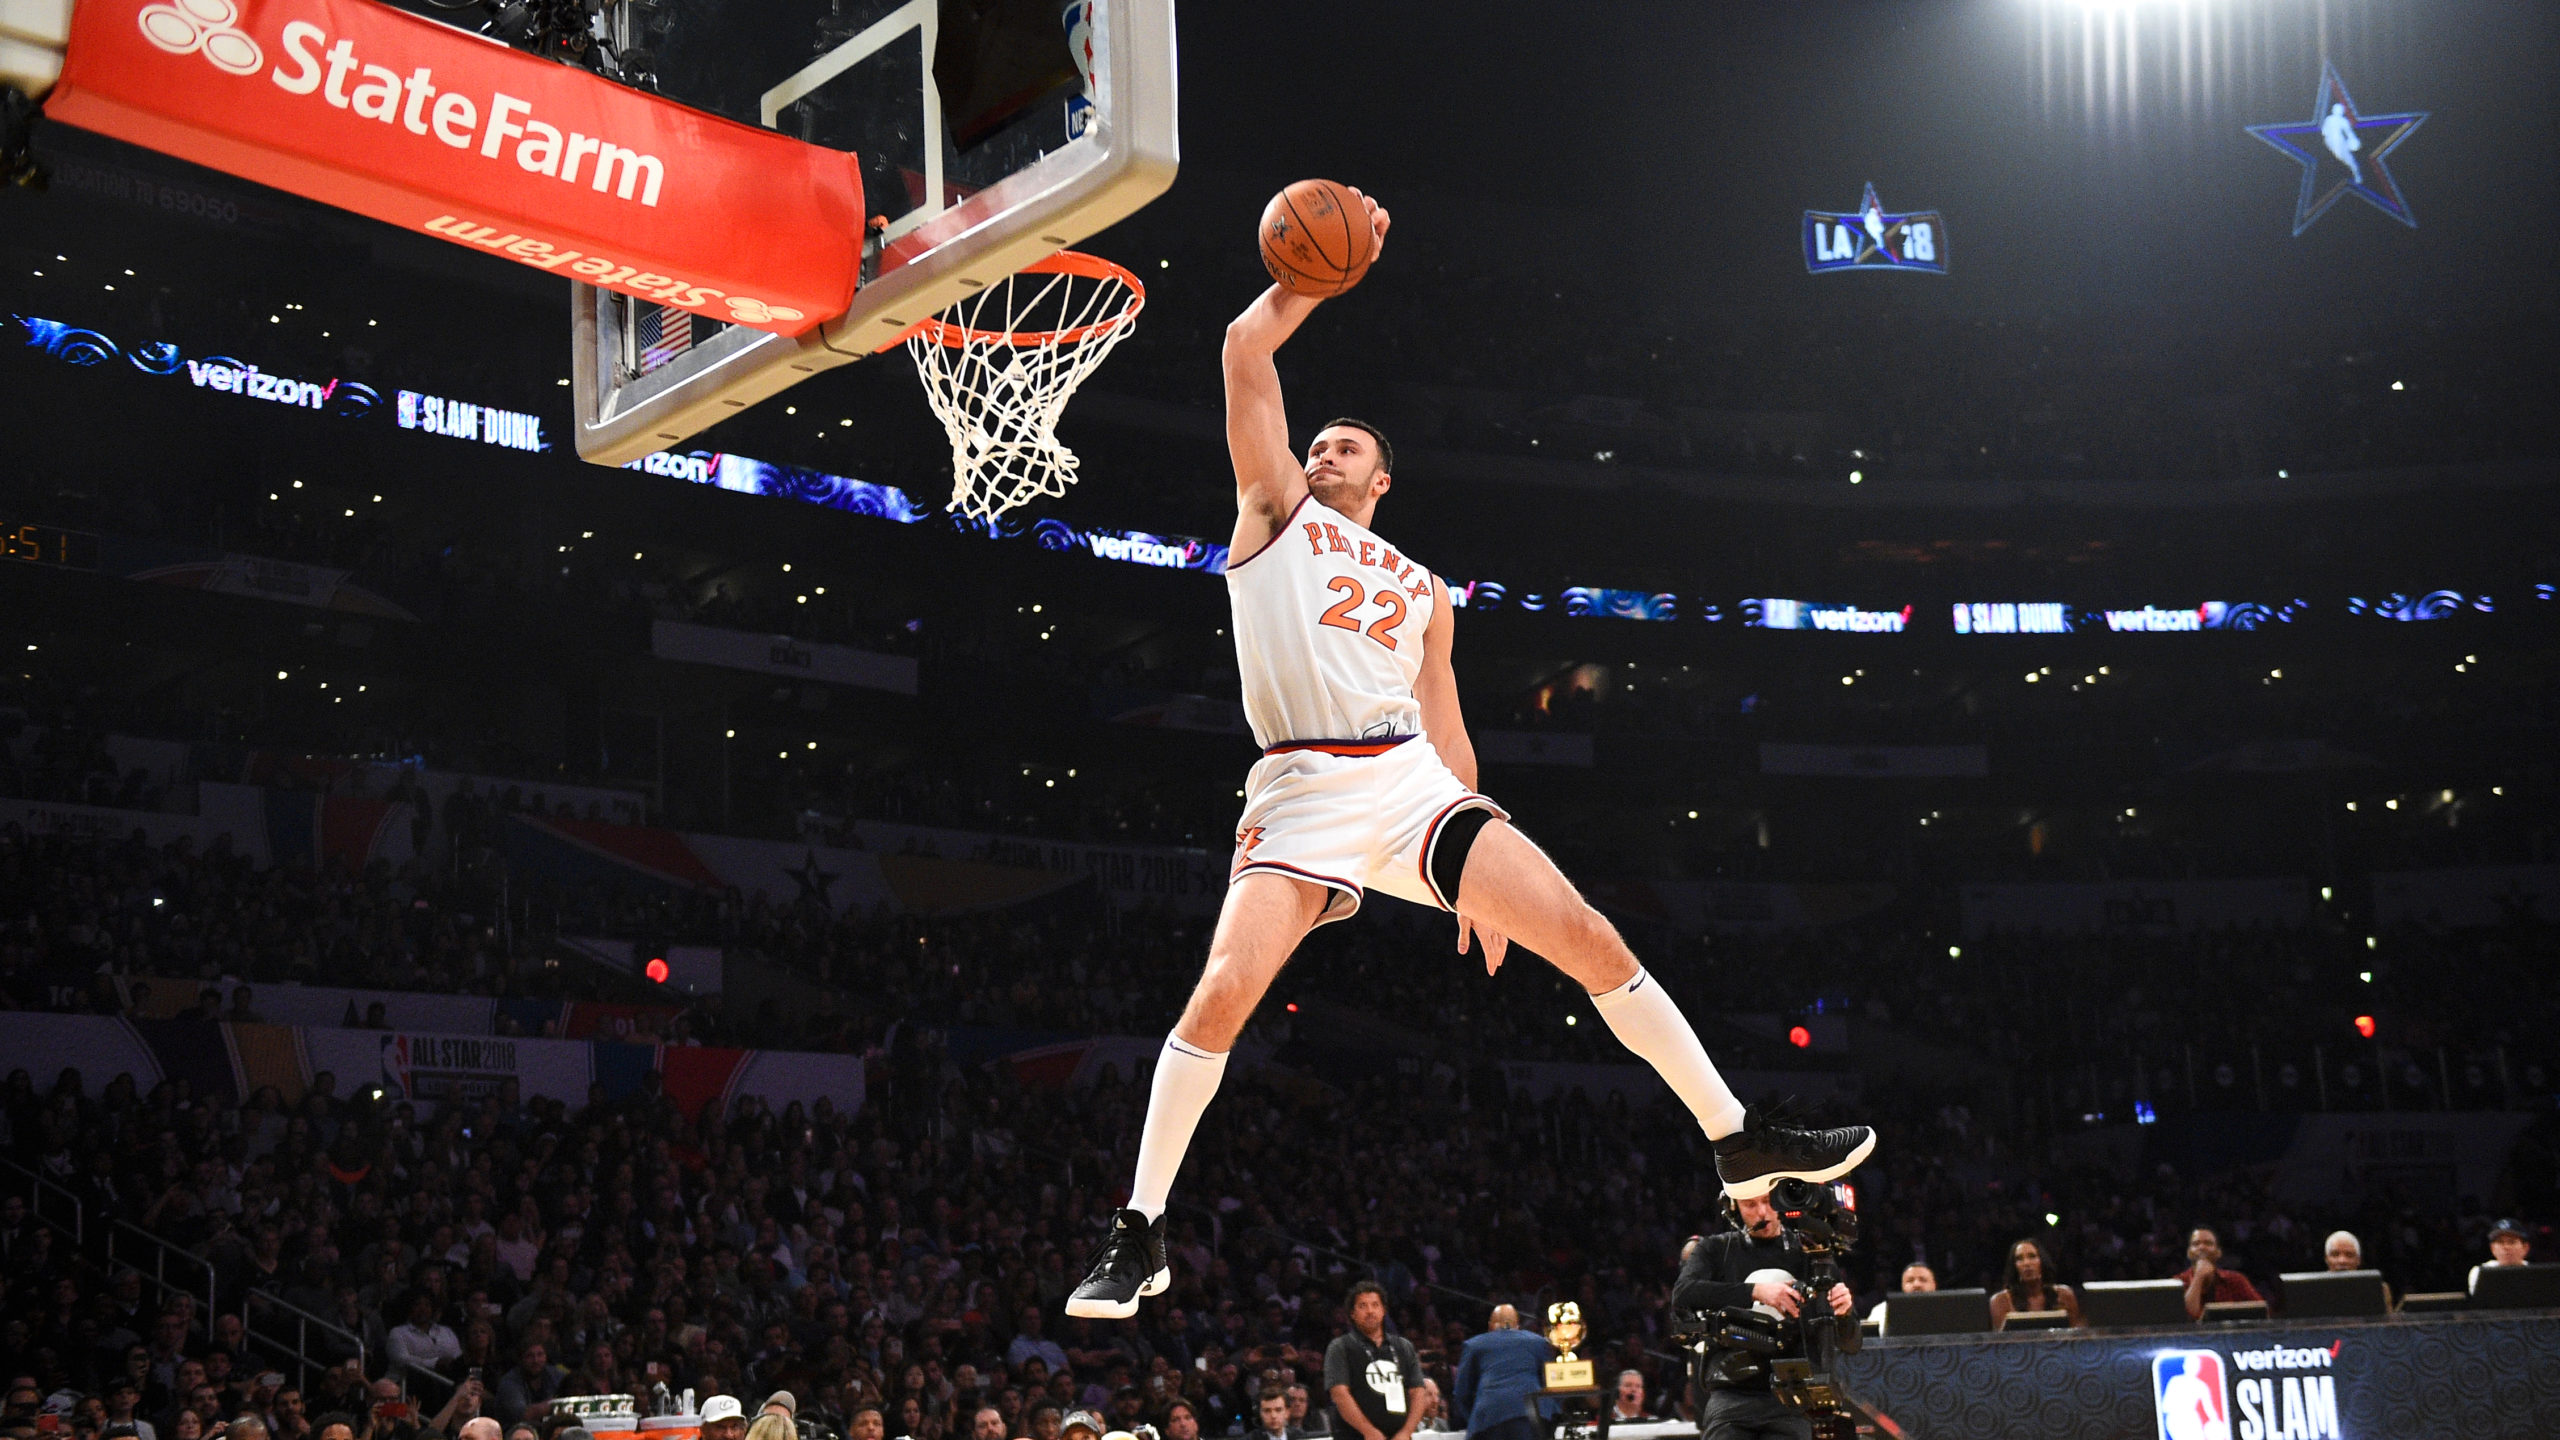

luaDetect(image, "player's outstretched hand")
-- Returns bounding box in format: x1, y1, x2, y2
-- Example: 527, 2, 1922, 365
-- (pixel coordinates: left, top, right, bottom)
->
1457, 912, 1508, 975
1347, 187, 1391, 265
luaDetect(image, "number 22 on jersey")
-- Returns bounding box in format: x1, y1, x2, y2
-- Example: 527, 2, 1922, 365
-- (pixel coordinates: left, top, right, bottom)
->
1317, 576, 1408, 650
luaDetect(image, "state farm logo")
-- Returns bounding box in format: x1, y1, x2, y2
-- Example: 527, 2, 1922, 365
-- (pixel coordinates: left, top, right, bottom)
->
139, 0, 262, 75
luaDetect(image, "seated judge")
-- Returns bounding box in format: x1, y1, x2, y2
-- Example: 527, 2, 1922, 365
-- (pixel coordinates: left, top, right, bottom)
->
1988, 1239, 2081, 1329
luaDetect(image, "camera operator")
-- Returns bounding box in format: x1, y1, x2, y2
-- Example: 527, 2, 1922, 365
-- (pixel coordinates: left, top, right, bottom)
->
1672, 1193, 1853, 1440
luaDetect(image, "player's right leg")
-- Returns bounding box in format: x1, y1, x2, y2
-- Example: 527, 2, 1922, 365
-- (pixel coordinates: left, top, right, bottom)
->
1450, 819, 1875, 1199
1065, 870, 1329, 1318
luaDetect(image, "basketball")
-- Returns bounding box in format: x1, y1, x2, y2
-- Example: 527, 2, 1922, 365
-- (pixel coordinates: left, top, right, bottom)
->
1259, 178, 1375, 298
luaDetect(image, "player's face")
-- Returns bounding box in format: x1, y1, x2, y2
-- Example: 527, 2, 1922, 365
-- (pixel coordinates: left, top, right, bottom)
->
1736, 1197, 1782, 1238
1305, 428, 1388, 509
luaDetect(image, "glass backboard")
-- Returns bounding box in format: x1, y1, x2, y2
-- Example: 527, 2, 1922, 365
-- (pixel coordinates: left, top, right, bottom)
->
486, 0, 1177, 465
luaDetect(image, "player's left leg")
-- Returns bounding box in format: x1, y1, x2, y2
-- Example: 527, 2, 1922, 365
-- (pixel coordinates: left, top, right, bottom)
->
1449, 818, 1875, 1196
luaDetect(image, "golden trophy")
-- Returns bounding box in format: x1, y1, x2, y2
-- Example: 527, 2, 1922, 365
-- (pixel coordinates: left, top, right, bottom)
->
1541, 1301, 1597, 1392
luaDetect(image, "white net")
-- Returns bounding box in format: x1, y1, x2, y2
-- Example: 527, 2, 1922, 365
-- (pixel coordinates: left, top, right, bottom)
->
906, 252, 1145, 521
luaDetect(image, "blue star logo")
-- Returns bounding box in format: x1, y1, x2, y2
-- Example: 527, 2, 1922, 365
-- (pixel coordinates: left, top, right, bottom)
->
785, 849, 840, 908
2246, 61, 2427, 235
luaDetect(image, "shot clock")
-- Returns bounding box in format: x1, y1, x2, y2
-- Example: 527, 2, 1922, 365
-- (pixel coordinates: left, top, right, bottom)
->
0, 522, 98, 570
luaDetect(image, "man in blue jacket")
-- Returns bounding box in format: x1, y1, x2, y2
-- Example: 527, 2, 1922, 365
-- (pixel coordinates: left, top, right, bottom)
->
1451, 1306, 1553, 1440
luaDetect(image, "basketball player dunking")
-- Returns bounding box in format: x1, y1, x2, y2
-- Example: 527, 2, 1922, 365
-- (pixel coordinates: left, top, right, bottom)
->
1068, 189, 1874, 1319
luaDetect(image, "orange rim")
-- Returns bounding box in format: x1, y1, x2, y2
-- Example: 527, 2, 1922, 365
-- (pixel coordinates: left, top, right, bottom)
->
910, 251, 1147, 349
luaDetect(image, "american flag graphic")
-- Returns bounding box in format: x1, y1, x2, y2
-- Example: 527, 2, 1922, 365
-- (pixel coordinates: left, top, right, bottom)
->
637, 304, 693, 372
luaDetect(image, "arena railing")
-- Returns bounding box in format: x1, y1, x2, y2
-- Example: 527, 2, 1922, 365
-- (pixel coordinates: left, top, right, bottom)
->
0, 1153, 87, 1245
240, 1286, 369, 1391
0, 1156, 220, 1344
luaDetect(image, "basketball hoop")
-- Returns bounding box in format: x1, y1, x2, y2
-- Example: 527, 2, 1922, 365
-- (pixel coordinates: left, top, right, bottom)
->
906, 251, 1146, 521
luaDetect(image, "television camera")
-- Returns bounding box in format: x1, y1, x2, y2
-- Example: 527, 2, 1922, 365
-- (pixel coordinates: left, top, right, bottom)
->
1672, 1178, 1863, 1440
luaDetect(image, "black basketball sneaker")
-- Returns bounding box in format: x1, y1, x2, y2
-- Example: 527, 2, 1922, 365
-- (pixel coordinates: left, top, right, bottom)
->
1064, 1207, 1171, 1319
1712, 1110, 1877, 1200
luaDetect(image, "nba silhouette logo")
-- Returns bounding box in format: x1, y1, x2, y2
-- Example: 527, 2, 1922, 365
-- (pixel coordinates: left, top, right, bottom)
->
2153, 1351, 2231, 1440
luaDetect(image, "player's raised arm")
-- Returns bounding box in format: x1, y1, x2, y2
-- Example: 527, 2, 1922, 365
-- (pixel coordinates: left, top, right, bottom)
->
1226, 187, 1390, 544
1223, 284, 1323, 529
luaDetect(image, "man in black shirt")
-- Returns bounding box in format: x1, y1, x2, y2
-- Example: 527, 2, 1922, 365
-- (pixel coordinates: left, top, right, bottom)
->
1671, 1195, 1854, 1440
1323, 1283, 1425, 1440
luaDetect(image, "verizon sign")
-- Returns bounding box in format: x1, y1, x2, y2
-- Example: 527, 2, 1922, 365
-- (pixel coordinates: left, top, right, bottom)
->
49, 0, 863, 335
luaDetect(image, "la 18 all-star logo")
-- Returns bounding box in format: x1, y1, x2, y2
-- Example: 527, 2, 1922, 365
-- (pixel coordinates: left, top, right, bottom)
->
2246, 61, 2428, 235
1803, 183, 1944, 274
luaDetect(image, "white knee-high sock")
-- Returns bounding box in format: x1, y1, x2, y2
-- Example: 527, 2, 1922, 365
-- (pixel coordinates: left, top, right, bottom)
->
1590, 967, 1747, 1140
1128, 1035, 1229, 1220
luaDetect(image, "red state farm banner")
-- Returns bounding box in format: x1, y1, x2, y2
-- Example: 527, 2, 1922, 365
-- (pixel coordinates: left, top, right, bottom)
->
48, 0, 862, 336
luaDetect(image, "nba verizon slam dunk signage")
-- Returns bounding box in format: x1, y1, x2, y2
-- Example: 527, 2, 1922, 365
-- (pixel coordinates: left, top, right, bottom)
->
1840, 1314, 2560, 1440
48, 0, 862, 334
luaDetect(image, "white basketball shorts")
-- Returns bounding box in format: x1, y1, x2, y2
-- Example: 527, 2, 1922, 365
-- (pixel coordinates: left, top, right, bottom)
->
1228, 735, 1507, 925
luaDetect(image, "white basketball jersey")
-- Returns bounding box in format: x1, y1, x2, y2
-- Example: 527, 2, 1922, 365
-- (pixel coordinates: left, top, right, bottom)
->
1226, 495, 1435, 750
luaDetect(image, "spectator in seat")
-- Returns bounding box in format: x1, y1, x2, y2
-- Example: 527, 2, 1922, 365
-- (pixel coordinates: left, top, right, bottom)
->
105, 1378, 157, 1440
1989, 1240, 2081, 1329
363, 1377, 420, 1440
968, 1409, 1003, 1440
1006, 1312, 1067, 1376
1606, 1372, 1651, 1424
2176, 1229, 2262, 1321
388, 1294, 463, 1382
266, 1388, 305, 1440
1410, 1382, 1447, 1434
699, 1399, 747, 1440
1158, 1401, 1198, 1440
1282, 1387, 1322, 1440
1451, 1306, 1547, 1440
490, 1345, 559, 1429
2468, 1219, 2533, 1295
1248, 1393, 1299, 1440
845, 1407, 885, 1440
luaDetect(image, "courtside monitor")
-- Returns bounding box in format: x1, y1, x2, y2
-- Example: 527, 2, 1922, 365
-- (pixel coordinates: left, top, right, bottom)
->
2000, 1309, 2071, 1333
2470, 1264, 2560, 1310
2081, 1280, 2192, 1329
1885, 1290, 1992, 1336
2278, 1270, 2390, 1320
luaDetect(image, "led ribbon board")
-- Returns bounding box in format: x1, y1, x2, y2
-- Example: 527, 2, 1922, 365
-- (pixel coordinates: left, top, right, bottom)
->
1747, 598, 1912, 633
47, 0, 864, 334
1803, 183, 1945, 274
1951, 601, 2307, 634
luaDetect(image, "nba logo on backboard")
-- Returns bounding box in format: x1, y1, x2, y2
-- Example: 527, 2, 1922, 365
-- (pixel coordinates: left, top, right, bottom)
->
1063, 0, 1096, 139
2154, 1351, 2231, 1440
